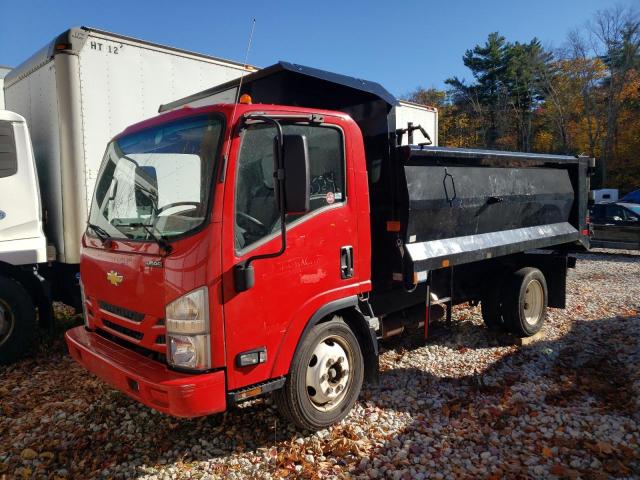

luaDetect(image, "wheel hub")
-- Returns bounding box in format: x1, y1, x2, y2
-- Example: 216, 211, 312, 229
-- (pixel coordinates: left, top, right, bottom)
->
0, 300, 15, 347
523, 279, 543, 326
305, 337, 351, 411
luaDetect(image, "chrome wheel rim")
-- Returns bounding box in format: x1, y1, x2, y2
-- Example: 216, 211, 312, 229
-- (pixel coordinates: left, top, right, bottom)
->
305, 335, 352, 412
523, 279, 544, 326
0, 299, 15, 347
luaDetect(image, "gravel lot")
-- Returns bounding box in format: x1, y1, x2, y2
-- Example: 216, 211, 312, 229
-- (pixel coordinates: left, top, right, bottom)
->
1, 249, 639, 479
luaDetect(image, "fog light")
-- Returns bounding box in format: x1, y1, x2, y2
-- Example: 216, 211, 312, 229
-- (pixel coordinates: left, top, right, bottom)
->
167, 334, 210, 370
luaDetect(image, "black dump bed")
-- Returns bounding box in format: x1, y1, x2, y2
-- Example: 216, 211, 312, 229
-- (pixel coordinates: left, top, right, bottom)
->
393, 146, 591, 282
161, 62, 592, 294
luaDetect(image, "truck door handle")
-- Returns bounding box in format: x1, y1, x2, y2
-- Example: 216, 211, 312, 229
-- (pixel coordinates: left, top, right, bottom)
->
340, 246, 354, 279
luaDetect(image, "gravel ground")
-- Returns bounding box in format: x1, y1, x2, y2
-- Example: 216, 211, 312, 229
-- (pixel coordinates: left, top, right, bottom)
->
1, 249, 639, 479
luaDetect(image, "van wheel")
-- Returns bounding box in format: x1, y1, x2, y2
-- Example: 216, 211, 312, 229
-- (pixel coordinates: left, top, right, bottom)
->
504, 268, 547, 337
0, 276, 36, 365
274, 316, 364, 430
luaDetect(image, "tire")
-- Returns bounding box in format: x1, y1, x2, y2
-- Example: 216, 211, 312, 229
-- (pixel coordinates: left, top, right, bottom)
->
0, 276, 37, 365
481, 287, 505, 331
274, 316, 364, 430
503, 267, 547, 337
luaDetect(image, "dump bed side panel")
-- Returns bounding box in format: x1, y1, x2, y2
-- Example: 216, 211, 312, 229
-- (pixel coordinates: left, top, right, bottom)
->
371, 146, 590, 290
404, 165, 575, 242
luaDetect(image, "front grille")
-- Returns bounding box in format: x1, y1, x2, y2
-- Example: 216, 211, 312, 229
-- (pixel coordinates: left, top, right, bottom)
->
98, 301, 145, 322
96, 328, 166, 363
102, 319, 144, 340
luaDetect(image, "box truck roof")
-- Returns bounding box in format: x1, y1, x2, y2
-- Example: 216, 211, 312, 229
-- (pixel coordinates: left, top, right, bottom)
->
5, 27, 256, 88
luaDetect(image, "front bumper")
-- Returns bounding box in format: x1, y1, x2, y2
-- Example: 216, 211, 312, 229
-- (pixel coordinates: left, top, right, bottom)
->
65, 326, 226, 417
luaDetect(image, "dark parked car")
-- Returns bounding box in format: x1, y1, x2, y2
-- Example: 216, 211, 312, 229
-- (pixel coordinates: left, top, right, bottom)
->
589, 202, 640, 249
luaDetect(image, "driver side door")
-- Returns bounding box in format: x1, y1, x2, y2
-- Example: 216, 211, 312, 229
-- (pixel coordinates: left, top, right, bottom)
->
221, 118, 362, 391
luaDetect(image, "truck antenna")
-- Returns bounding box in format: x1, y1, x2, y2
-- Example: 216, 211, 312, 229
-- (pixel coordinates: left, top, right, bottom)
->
224, 18, 256, 162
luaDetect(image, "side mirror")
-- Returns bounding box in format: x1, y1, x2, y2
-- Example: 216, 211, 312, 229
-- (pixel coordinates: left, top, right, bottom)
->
134, 166, 158, 214
108, 179, 118, 202
612, 215, 622, 222
280, 134, 310, 214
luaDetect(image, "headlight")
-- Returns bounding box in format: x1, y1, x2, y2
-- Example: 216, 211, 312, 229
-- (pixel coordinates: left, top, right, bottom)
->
166, 287, 211, 370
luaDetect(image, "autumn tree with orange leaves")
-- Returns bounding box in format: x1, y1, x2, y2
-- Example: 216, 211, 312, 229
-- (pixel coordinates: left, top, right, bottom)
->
406, 6, 640, 193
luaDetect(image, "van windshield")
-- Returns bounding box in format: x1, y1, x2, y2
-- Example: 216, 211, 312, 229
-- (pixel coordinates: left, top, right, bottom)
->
88, 115, 223, 241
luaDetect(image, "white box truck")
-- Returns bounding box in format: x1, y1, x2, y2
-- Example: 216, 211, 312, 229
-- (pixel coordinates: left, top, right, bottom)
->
0, 27, 254, 363
392, 100, 438, 146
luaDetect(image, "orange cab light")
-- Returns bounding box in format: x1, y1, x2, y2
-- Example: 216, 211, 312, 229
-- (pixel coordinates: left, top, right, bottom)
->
386, 221, 401, 232
239, 94, 252, 104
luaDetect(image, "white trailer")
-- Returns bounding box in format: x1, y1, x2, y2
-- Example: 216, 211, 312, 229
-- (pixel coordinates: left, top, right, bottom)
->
0, 27, 253, 363
4, 27, 254, 267
592, 188, 619, 203
391, 100, 438, 147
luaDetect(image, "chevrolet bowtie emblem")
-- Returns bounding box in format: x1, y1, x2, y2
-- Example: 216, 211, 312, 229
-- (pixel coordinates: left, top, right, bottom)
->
106, 270, 123, 286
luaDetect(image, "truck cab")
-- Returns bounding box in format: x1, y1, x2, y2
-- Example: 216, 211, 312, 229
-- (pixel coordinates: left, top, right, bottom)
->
0, 110, 49, 364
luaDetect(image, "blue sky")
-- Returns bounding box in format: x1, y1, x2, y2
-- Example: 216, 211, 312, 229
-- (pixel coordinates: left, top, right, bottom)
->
0, 0, 633, 97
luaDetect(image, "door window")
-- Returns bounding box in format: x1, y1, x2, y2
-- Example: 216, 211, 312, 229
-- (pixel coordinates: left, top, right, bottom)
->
605, 205, 625, 222
234, 123, 345, 250
0, 120, 18, 178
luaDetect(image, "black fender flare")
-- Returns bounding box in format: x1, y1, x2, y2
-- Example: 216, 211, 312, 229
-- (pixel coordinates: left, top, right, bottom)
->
0, 262, 53, 328
291, 295, 379, 385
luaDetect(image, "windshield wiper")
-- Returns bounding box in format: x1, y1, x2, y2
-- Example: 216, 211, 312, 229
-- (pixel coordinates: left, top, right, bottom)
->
87, 222, 112, 245
121, 222, 173, 255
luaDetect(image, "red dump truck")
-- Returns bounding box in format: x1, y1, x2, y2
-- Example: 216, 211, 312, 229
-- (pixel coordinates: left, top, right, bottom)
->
65, 62, 591, 430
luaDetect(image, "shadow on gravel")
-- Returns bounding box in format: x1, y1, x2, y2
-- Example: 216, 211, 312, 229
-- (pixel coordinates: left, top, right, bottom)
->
577, 249, 640, 263
362, 313, 640, 479
1, 312, 638, 479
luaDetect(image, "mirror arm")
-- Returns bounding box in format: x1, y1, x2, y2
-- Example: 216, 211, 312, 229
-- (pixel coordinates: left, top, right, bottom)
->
234, 116, 287, 292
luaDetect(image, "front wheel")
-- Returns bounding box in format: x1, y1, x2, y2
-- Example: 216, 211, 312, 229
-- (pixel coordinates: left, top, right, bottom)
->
274, 317, 364, 430
0, 276, 37, 365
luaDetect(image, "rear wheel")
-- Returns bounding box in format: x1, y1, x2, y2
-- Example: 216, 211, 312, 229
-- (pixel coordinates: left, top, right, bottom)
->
274, 316, 364, 430
0, 276, 36, 365
481, 287, 505, 331
503, 267, 547, 337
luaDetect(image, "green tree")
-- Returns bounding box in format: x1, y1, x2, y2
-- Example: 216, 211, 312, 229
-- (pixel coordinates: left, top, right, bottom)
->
446, 32, 510, 148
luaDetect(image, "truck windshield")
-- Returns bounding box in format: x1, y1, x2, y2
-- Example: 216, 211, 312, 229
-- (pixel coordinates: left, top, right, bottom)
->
88, 115, 223, 242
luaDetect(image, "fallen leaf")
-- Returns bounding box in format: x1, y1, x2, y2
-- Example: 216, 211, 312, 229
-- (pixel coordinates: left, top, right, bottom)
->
542, 446, 553, 458
39, 451, 55, 461
20, 448, 37, 460
588, 440, 616, 455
